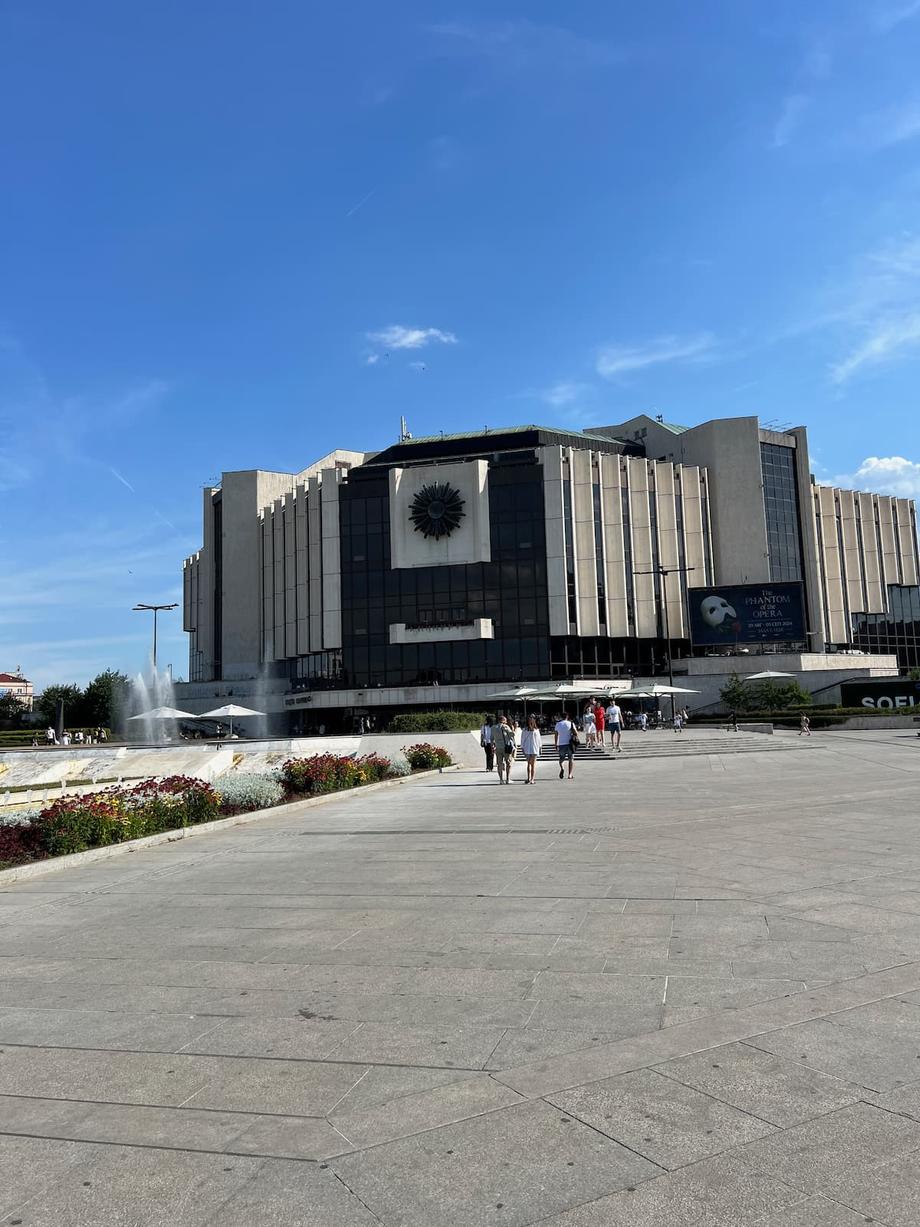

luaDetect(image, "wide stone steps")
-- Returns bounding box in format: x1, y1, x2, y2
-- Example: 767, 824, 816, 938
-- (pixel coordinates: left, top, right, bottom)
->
570, 732, 818, 760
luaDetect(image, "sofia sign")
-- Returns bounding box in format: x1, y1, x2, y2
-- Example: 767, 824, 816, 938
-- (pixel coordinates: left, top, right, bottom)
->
840, 679, 920, 709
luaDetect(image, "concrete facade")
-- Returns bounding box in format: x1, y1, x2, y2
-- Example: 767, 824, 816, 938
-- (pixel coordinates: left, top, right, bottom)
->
179, 418, 919, 727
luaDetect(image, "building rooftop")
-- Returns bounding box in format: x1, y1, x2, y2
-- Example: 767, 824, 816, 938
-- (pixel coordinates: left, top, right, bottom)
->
361, 424, 639, 469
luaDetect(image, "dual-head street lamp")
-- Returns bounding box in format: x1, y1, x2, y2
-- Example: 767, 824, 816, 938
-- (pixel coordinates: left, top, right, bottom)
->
132, 603, 178, 672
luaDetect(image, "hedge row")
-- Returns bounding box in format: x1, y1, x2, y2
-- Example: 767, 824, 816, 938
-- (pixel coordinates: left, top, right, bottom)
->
388, 711, 486, 733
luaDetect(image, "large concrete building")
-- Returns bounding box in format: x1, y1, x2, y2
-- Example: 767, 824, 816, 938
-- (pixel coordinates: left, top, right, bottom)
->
177, 416, 918, 729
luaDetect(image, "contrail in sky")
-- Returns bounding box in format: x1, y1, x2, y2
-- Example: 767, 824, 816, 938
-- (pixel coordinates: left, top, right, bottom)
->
345, 186, 377, 218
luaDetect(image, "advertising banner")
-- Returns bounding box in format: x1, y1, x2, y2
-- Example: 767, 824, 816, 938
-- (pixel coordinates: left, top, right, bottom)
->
840, 679, 920, 710
688, 582, 807, 646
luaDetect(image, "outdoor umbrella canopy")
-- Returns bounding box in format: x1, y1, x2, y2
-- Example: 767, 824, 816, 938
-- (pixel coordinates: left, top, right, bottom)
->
743, 671, 795, 681
198, 704, 264, 738
482, 686, 540, 716
127, 706, 197, 720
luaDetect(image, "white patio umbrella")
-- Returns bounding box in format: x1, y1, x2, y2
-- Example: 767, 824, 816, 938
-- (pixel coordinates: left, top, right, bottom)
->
482, 686, 541, 717
743, 671, 795, 681
127, 706, 197, 720
198, 703, 264, 738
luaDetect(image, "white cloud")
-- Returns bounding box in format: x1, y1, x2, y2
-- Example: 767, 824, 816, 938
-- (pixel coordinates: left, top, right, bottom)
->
832, 456, 920, 498
427, 19, 623, 72
366, 325, 458, 351
874, 0, 920, 31
830, 311, 920, 382
540, 380, 590, 407
823, 235, 920, 382
596, 333, 716, 379
863, 99, 920, 148
772, 93, 810, 148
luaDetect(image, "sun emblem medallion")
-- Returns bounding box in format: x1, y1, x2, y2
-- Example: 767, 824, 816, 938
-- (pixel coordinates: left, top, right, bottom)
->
408, 482, 466, 540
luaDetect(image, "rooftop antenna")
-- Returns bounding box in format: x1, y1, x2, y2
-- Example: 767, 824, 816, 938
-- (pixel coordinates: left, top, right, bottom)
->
399, 415, 412, 442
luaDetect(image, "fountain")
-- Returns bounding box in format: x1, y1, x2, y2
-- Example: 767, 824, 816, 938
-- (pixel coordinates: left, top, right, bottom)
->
124, 666, 179, 743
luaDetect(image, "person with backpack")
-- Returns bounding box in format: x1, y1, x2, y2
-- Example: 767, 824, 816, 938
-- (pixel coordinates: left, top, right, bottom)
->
554, 710, 578, 780
491, 714, 516, 783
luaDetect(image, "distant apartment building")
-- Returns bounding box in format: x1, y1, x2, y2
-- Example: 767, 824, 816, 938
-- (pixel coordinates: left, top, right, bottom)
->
0, 669, 33, 711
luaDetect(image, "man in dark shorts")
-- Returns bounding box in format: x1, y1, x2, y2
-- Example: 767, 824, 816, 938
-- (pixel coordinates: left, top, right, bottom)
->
554, 710, 577, 780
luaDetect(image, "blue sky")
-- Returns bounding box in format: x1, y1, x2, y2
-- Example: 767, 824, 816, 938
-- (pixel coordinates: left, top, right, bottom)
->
3, 0, 920, 688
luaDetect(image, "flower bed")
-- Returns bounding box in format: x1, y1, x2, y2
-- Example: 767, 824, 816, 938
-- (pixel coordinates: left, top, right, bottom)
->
0, 750, 431, 871
402, 743, 453, 770
281, 752, 396, 796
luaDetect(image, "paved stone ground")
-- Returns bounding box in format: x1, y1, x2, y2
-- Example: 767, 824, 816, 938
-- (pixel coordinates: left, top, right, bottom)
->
3, 728, 920, 1224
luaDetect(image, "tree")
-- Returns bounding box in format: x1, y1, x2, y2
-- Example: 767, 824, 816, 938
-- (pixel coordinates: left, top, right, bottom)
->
82, 670, 129, 730
35, 684, 84, 728
0, 692, 27, 725
719, 673, 751, 713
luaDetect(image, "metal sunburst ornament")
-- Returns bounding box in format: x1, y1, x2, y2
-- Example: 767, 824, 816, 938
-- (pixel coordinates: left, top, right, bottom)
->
408, 482, 466, 540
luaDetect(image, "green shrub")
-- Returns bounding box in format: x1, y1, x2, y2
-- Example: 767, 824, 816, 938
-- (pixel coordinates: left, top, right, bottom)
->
388, 711, 486, 734
402, 743, 453, 770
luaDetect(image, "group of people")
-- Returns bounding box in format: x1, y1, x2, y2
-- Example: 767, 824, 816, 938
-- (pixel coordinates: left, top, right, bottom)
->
41, 727, 107, 746
479, 699, 628, 785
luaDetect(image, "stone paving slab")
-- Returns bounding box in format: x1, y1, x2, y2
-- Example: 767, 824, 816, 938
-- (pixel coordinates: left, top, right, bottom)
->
3, 730, 920, 1222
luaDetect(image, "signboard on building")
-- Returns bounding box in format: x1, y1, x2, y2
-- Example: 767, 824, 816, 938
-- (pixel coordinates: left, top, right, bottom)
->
840, 678, 920, 709
687, 582, 807, 646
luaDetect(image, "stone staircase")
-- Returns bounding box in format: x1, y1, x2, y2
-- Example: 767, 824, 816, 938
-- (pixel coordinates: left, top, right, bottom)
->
570, 730, 820, 760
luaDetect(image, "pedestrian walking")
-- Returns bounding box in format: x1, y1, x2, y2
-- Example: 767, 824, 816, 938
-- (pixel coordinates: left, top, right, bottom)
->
729, 709, 738, 732
521, 714, 542, 784
554, 711, 578, 780
582, 703, 597, 749
480, 715, 495, 772
606, 700, 624, 751
45, 726, 55, 745
799, 712, 811, 737
491, 715, 516, 783
593, 701, 606, 750
673, 710, 683, 733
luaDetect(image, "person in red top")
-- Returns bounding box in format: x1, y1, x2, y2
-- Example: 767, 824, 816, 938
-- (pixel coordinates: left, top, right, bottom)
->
593, 701, 605, 750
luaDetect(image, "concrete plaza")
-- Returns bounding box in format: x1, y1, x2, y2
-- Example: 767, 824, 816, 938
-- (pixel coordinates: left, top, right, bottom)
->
3, 728, 920, 1224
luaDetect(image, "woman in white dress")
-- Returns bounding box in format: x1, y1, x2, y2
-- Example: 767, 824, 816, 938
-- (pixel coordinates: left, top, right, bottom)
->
582, 703, 596, 749
521, 715, 542, 784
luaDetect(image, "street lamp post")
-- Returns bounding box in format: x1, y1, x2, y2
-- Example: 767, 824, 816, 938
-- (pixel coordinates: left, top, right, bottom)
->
132, 603, 178, 672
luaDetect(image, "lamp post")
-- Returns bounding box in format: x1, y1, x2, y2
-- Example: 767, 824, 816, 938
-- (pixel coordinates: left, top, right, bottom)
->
132, 603, 178, 672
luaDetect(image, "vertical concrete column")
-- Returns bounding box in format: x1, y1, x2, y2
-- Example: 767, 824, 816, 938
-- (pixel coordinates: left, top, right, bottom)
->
572, 448, 599, 636
789, 426, 825, 650
877, 496, 898, 590
283, 495, 297, 659
654, 462, 684, 639
816, 486, 847, 643
858, 491, 884, 612
628, 457, 655, 638
321, 468, 342, 649
196, 490, 216, 678
308, 476, 323, 652
272, 497, 285, 660
295, 484, 309, 655
260, 512, 274, 662
896, 498, 919, 586
681, 466, 706, 612
838, 490, 863, 618
541, 446, 569, 635
601, 453, 628, 636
